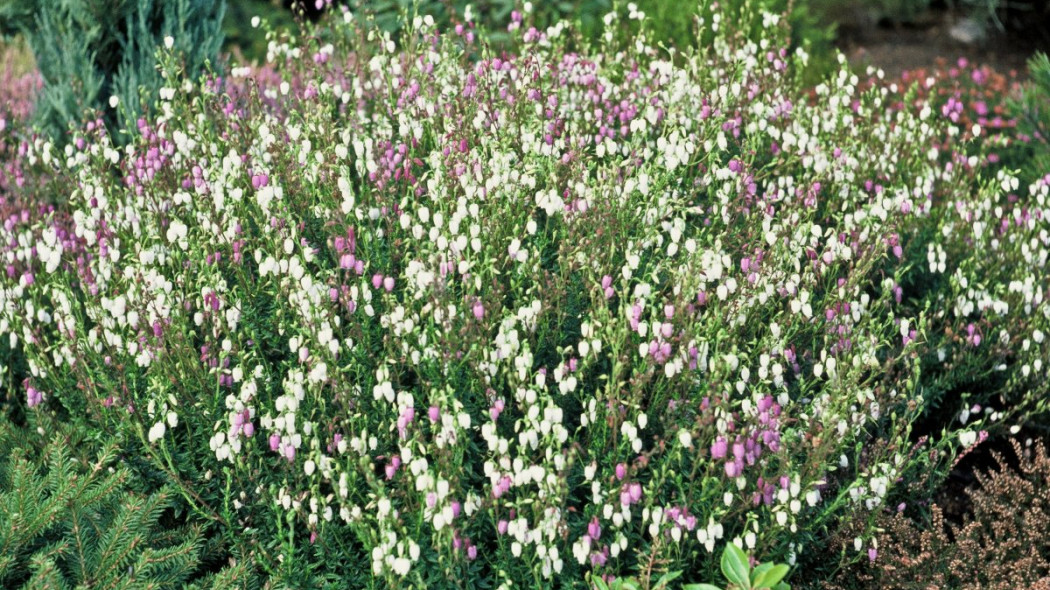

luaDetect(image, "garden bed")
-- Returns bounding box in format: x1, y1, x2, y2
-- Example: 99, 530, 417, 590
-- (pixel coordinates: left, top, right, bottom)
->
1, 1, 1049, 589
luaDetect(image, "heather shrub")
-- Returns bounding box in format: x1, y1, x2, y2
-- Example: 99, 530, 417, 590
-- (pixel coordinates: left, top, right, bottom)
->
1, 1, 1048, 588
0, 45, 41, 197
829, 56, 1050, 443
319, 0, 836, 81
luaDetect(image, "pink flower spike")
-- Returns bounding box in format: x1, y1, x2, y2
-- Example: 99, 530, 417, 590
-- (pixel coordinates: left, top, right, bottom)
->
588, 518, 601, 540
372, 274, 384, 289
711, 437, 728, 459
733, 442, 746, 460
26, 387, 42, 408
725, 461, 740, 477
383, 276, 395, 292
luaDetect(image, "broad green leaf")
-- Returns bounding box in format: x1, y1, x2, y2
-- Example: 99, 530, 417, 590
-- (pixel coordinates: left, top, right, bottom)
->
618, 579, 641, 590
683, 585, 723, 590
772, 583, 790, 590
751, 563, 773, 583
721, 543, 751, 589
752, 564, 789, 588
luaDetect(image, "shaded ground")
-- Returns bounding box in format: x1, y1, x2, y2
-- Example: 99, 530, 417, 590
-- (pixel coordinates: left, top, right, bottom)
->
836, 3, 1044, 79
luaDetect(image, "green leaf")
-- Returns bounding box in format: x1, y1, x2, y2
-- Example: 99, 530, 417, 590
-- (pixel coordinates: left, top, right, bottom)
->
683, 585, 724, 590
750, 563, 773, 582
752, 564, 789, 588
653, 570, 683, 589
772, 583, 790, 590
721, 543, 751, 589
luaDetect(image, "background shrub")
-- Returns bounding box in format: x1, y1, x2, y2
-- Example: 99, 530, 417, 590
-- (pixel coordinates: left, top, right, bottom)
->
1008, 52, 1050, 183
3, 0, 225, 146
224, 0, 300, 63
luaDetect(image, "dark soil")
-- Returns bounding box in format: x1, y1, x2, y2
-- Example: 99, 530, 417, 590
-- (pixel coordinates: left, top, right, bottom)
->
836, 2, 1048, 79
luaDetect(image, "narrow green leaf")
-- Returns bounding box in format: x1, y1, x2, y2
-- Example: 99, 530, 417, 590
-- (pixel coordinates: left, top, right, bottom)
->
721, 543, 751, 589
653, 570, 683, 589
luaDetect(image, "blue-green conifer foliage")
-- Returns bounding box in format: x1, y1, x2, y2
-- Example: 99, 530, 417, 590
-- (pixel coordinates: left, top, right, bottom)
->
2, 0, 225, 145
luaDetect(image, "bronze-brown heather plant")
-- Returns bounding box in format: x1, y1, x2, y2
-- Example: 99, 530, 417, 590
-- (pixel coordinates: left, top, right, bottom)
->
826, 438, 1050, 590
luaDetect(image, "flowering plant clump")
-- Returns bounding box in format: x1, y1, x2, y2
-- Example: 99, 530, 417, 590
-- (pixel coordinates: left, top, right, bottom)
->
0, 58, 39, 194
1, 1, 1048, 587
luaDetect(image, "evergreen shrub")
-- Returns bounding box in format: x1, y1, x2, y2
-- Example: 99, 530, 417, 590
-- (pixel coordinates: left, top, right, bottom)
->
3, 0, 225, 146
